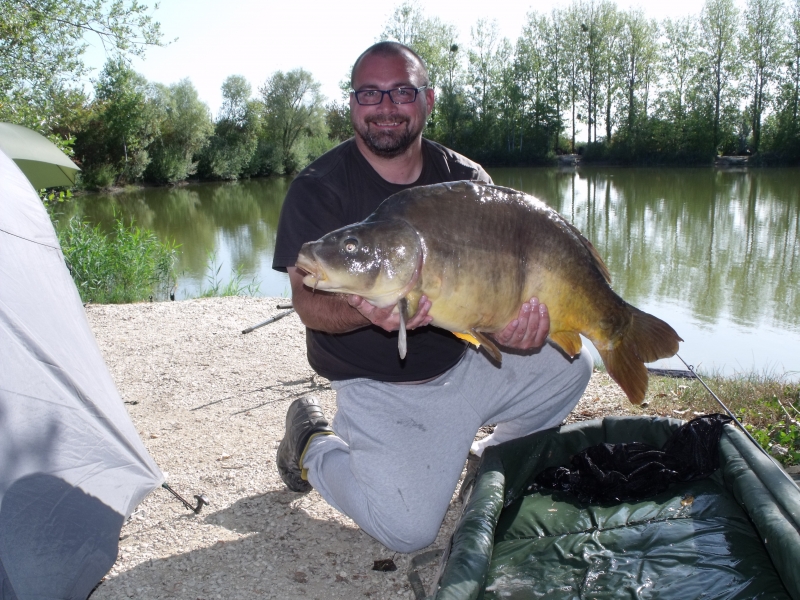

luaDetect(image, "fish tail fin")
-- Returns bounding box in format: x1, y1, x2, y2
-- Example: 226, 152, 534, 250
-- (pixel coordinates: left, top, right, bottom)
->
598, 307, 682, 405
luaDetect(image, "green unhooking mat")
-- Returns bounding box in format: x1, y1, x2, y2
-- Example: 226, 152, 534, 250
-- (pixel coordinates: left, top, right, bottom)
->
434, 417, 800, 600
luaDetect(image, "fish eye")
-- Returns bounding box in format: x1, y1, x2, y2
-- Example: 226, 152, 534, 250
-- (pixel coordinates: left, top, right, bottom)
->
343, 237, 359, 253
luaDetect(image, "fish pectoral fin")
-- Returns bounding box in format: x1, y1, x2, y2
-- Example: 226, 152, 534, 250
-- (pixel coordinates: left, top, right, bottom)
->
465, 329, 503, 363
549, 331, 583, 357
397, 298, 408, 359
453, 330, 503, 362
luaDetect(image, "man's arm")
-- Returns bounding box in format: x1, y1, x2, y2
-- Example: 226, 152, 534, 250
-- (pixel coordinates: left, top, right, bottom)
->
288, 267, 432, 333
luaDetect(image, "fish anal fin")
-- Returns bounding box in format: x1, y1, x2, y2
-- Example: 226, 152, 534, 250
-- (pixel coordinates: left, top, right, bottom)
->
598, 346, 649, 406
549, 331, 583, 357
595, 307, 682, 405
472, 330, 502, 363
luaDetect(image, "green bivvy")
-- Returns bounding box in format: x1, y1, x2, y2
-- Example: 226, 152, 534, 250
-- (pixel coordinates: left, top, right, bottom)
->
434, 417, 800, 600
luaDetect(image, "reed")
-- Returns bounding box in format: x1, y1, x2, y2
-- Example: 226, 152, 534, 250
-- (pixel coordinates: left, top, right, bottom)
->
59, 216, 178, 304
199, 250, 261, 297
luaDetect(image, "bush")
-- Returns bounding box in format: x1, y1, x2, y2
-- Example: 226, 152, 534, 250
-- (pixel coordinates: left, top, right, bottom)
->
145, 145, 197, 184
79, 163, 117, 190
58, 216, 178, 303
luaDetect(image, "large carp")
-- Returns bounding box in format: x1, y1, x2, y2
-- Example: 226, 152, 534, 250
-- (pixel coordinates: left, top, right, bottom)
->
295, 181, 681, 405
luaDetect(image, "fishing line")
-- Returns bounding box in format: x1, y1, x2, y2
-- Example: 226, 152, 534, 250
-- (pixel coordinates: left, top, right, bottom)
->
676, 354, 773, 458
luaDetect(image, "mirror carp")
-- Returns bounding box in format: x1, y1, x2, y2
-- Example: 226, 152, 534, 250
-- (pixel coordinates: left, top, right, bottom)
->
296, 181, 681, 405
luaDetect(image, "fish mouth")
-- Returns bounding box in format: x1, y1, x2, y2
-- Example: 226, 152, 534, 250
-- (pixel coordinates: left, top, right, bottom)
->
294, 254, 327, 291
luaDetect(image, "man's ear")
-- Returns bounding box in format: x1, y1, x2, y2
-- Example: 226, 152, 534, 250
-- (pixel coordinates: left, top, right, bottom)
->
425, 87, 435, 116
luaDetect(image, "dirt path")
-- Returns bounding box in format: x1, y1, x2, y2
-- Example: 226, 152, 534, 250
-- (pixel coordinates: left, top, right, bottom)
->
86, 296, 634, 600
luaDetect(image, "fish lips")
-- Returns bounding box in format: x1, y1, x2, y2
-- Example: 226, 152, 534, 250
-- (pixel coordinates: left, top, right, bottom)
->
295, 246, 328, 290
295, 220, 423, 306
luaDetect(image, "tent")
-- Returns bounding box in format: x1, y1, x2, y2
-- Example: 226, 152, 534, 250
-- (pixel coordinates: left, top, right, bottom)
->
0, 123, 80, 190
0, 148, 163, 598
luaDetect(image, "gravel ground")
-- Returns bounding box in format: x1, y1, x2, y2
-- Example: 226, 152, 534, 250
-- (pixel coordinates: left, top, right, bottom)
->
85, 296, 639, 600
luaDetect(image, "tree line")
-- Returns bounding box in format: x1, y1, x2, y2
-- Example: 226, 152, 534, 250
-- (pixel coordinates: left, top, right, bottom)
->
392, 0, 800, 165
68, 60, 343, 188
2, 0, 799, 191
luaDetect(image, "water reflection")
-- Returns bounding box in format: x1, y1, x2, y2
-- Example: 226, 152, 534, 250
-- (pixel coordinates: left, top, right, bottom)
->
54, 179, 291, 299
492, 167, 800, 377
61, 168, 800, 378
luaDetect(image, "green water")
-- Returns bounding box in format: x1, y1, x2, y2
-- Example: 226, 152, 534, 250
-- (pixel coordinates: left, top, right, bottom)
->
492, 167, 800, 379
59, 167, 800, 378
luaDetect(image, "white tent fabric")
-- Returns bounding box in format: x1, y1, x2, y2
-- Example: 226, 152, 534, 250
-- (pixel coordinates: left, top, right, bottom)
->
0, 149, 163, 599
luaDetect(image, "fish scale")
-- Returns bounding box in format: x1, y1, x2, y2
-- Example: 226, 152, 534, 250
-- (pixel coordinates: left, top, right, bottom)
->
295, 181, 682, 405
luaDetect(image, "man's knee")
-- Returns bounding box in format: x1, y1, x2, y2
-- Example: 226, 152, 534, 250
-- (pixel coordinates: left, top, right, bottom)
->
372, 517, 439, 553
575, 349, 594, 384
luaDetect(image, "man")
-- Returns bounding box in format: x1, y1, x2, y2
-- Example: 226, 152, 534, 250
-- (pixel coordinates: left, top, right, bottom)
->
272, 41, 592, 553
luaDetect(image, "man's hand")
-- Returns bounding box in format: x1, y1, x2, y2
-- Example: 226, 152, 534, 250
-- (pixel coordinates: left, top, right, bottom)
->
492, 297, 550, 351
348, 295, 433, 332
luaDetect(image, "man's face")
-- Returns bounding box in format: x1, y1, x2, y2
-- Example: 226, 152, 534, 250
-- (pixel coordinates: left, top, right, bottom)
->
350, 52, 434, 158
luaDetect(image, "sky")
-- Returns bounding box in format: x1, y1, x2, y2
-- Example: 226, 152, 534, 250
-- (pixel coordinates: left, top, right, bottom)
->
83, 0, 721, 119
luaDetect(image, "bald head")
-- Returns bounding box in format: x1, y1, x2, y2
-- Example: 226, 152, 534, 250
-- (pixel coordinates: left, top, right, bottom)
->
350, 41, 430, 90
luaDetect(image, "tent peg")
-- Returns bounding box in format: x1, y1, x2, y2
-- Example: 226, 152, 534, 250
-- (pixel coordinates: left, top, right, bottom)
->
161, 482, 209, 514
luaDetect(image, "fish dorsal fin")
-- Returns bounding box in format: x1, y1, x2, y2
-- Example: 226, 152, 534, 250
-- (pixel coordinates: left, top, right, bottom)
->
453, 329, 503, 363
565, 221, 612, 283
397, 298, 408, 359
549, 331, 583, 358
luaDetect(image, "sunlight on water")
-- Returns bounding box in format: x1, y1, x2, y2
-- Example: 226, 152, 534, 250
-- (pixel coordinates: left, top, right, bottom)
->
64, 167, 800, 379
492, 167, 800, 380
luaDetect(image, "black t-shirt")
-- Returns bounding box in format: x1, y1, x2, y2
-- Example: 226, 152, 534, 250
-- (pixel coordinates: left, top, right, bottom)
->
272, 138, 492, 382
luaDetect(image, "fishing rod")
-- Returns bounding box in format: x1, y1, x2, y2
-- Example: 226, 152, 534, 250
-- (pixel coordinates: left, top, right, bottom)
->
241, 308, 295, 334
676, 353, 773, 459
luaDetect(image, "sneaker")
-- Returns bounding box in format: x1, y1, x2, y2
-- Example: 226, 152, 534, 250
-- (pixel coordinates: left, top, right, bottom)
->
277, 396, 334, 493
459, 451, 481, 503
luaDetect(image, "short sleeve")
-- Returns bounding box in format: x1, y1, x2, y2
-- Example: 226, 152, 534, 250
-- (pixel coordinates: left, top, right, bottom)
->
272, 176, 344, 271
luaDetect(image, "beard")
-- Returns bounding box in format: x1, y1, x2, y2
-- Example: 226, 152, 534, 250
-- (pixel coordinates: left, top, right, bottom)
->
354, 112, 423, 158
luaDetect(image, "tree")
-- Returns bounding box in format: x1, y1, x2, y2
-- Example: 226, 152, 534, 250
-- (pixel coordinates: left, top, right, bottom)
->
96, 58, 155, 180
741, 0, 785, 152
435, 41, 467, 147
467, 19, 504, 138
543, 10, 570, 152
660, 16, 699, 126
0, 0, 162, 141
73, 58, 157, 186
560, 6, 584, 152
146, 79, 214, 183
698, 0, 741, 152
379, 2, 464, 144
198, 75, 259, 180
220, 75, 253, 127
517, 11, 562, 155
324, 101, 353, 143
617, 9, 659, 139
598, 4, 622, 142
766, 0, 800, 157
258, 69, 327, 174
573, 0, 613, 144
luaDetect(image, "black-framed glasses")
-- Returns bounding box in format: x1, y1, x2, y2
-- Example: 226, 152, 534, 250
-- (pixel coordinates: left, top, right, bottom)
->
351, 86, 428, 105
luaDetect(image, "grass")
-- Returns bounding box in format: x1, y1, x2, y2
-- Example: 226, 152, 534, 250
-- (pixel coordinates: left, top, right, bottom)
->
199, 250, 261, 297
58, 216, 179, 304
643, 370, 800, 466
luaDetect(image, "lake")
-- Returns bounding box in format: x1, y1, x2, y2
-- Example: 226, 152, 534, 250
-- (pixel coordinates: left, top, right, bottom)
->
57, 167, 800, 379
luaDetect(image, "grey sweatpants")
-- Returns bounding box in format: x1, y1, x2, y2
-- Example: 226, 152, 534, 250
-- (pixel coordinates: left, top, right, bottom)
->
303, 342, 593, 552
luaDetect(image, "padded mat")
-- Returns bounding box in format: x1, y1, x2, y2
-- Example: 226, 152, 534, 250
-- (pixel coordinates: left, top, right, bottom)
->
486, 479, 790, 599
